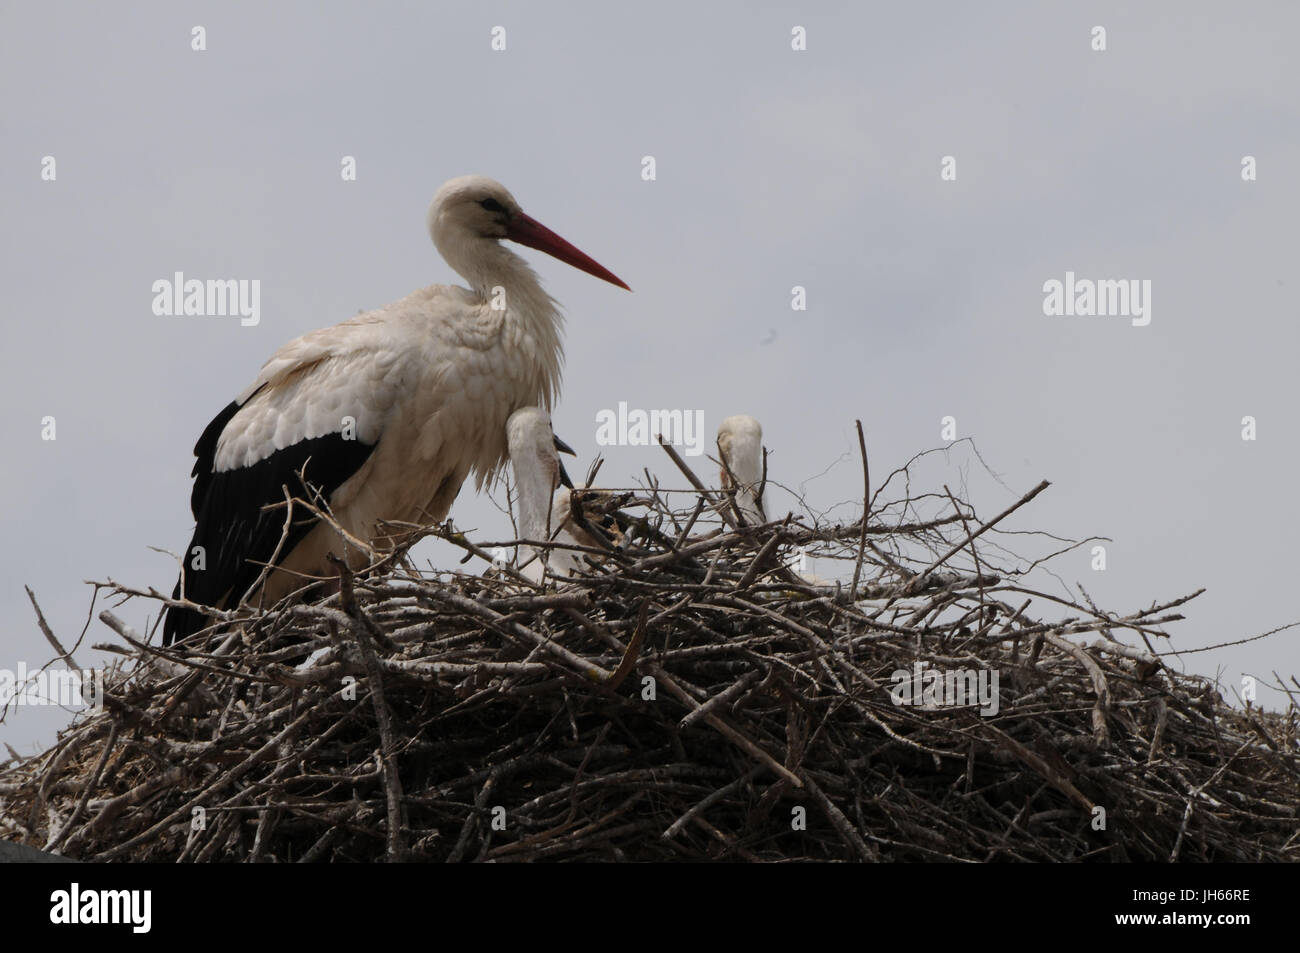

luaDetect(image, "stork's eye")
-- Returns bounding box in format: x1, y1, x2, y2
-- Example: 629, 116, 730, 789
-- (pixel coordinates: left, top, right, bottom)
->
478, 198, 506, 214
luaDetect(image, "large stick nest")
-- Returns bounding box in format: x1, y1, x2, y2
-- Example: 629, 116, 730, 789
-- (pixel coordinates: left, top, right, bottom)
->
3, 443, 1297, 862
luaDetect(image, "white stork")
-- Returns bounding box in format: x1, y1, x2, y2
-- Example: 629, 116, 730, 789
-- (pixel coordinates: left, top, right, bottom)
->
505, 407, 598, 581
505, 406, 627, 582
546, 487, 612, 578
717, 415, 767, 526
505, 407, 564, 581
164, 176, 629, 643
717, 415, 837, 587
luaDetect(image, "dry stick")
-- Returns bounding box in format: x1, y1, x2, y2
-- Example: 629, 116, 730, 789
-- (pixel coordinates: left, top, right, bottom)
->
448, 767, 501, 863
999, 598, 1032, 634
245, 485, 296, 612
1169, 800, 1197, 863
1146, 697, 1169, 764
996, 584, 1198, 642
431, 524, 541, 588
1170, 739, 1253, 862
255, 492, 424, 596
91, 706, 316, 861
953, 595, 1027, 653
25, 587, 78, 670
735, 531, 786, 591
1088, 639, 1159, 666
297, 826, 340, 863
1272, 669, 1300, 711
63, 767, 185, 853
673, 497, 707, 550
65, 584, 102, 666
329, 555, 407, 861
29, 722, 102, 834
603, 602, 650, 691
250, 805, 279, 863
630, 529, 730, 573
942, 483, 986, 630
559, 608, 629, 657
712, 594, 891, 699
803, 771, 878, 862
97, 581, 241, 638
487, 793, 647, 861
648, 664, 803, 788
190, 811, 237, 863
475, 591, 592, 613
658, 436, 740, 532
432, 590, 613, 682
905, 480, 1051, 596
1160, 617, 1299, 656
1043, 631, 1111, 748
689, 814, 764, 862
97, 612, 251, 728
662, 766, 762, 839
1243, 717, 1300, 780
680, 670, 763, 730
667, 434, 806, 591
850, 420, 871, 602
979, 724, 1094, 813
178, 706, 362, 862
715, 435, 748, 528
648, 595, 692, 629
381, 658, 549, 680
1075, 583, 1120, 646
44, 722, 118, 853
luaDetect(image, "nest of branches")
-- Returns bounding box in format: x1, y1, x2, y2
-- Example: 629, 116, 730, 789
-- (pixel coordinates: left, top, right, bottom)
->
3, 440, 1298, 862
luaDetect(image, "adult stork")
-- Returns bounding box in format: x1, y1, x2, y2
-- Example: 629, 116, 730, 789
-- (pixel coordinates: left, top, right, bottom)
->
717, 415, 767, 526
164, 176, 629, 644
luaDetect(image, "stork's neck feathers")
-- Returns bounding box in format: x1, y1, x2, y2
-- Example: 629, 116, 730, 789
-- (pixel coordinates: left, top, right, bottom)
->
515, 455, 556, 544
435, 230, 564, 410
506, 410, 561, 571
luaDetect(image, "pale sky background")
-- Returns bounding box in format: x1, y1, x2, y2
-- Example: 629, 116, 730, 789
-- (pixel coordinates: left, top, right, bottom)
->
2, 2, 1298, 754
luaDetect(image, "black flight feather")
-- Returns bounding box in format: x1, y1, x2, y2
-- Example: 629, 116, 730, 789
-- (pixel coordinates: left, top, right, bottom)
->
164, 396, 376, 645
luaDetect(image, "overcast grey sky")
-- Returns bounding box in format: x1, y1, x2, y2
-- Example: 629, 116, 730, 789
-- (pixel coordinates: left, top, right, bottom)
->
3, 2, 1298, 754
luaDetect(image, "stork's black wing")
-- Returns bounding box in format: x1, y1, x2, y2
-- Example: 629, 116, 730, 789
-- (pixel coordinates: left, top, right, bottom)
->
164, 395, 376, 645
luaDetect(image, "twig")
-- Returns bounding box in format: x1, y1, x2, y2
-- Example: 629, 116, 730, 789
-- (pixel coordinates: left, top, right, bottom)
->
850, 420, 870, 602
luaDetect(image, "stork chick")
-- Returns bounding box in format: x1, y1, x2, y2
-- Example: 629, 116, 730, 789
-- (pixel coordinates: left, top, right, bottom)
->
717, 415, 767, 526
505, 407, 605, 582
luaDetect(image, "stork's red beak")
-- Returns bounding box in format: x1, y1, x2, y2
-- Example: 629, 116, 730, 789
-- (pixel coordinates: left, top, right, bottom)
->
507, 212, 631, 291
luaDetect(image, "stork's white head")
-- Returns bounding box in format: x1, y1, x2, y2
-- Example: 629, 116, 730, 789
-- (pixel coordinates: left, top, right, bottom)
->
428, 175, 630, 293
428, 175, 521, 244
718, 415, 766, 524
